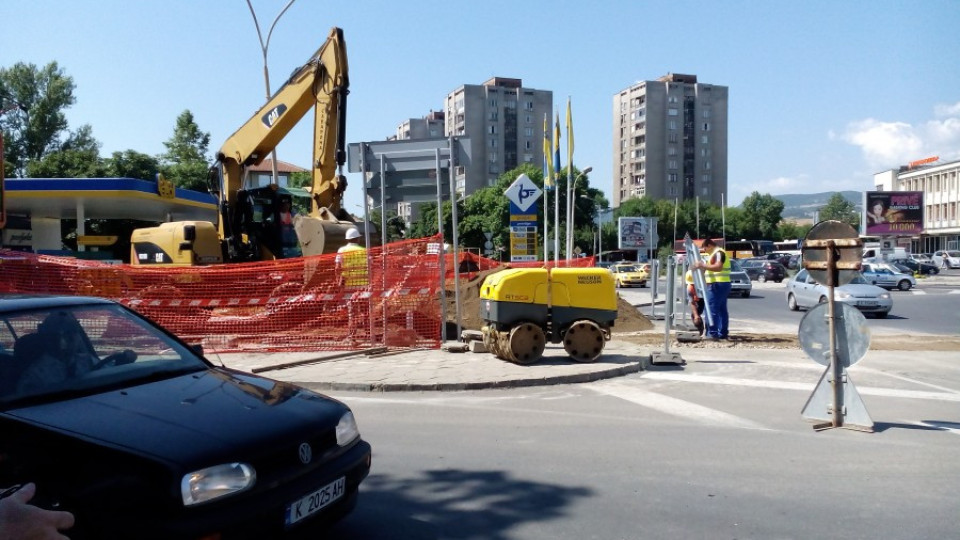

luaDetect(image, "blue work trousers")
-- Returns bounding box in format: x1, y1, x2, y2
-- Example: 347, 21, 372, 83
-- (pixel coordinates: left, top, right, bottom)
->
706, 282, 731, 338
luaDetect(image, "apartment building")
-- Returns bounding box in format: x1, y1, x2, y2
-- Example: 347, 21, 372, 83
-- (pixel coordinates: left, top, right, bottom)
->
445, 77, 553, 195
612, 73, 728, 208
873, 158, 960, 253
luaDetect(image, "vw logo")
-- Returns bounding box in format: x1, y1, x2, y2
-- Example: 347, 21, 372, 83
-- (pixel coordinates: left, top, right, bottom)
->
298, 443, 312, 464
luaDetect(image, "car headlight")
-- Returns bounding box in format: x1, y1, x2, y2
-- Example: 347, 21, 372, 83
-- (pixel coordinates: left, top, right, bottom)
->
181, 463, 256, 506
880, 293, 890, 300
835, 291, 852, 300
336, 411, 360, 446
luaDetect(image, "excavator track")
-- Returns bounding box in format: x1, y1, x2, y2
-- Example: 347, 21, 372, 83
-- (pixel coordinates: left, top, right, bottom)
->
563, 320, 606, 363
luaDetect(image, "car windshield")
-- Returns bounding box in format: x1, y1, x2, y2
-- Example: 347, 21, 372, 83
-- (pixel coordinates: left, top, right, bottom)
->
729, 259, 744, 271
0, 304, 208, 406
848, 274, 869, 285
616, 265, 641, 272
948, 251, 960, 257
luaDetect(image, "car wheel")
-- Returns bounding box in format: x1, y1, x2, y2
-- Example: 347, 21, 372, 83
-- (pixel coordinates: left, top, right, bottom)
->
775, 279, 783, 283
897, 280, 911, 291
758, 275, 767, 283
787, 294, 799, 311
875, 311, 889, 319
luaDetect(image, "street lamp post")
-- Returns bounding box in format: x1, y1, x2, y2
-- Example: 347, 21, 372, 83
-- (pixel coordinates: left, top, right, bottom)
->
567, 166, 592, 259
247, 0, 296, 186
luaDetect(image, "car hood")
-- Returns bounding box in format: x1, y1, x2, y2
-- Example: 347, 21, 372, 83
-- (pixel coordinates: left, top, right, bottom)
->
616, 271, 646, 278
6, 369, 347, 466
837, 284, 888, 296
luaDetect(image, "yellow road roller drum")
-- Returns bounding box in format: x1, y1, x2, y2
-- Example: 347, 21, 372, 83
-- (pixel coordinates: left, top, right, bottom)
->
480, 267, 617, 364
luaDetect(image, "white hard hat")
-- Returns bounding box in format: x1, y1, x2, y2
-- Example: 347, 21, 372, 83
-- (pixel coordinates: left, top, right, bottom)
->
345, 228, 361, 240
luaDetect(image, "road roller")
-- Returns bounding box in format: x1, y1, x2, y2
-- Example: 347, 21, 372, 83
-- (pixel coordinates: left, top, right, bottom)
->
479, 267, 618, 364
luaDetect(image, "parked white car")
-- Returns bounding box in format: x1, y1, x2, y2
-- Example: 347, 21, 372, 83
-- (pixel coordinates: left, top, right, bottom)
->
932, 250, 960, 269
860, 262, 916, 291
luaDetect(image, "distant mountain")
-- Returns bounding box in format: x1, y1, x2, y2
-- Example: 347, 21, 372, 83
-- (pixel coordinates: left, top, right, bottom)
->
770, 191, 862, 220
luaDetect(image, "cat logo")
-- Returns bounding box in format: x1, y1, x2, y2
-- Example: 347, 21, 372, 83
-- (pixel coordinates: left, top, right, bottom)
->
261, 104, 288, 129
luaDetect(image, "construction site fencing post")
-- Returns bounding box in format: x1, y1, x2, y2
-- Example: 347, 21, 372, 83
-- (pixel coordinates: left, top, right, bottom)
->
449, 135, 462, 340
360, 142, 376, 346
379, 153, 387, 346
435, 147, 447, 342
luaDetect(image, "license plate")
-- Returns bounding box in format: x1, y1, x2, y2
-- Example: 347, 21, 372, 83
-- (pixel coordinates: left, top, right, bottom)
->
858, 301, 878, 307
285, 477, 345, 526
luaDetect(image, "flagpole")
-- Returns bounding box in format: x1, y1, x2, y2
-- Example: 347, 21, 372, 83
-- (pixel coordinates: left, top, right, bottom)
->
542, 113, 553, 264
721, 193, 726, 246
554, 176, 560, 265
553, 111, 562, 266
565, 98, 574, 266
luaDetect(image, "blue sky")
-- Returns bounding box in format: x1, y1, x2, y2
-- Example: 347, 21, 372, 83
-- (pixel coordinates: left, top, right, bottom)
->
3, 1, 959, 214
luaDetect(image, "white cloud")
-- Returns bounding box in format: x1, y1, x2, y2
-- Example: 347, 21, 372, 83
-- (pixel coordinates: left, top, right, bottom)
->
842, 102, 960, 169
934, 101, 960, 118
841, 119, 923, 169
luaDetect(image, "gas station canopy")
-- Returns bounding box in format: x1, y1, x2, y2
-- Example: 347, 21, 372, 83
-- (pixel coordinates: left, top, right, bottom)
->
4, 177, 218, 222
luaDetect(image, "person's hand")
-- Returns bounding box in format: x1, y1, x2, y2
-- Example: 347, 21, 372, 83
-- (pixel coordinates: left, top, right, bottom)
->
0, 483, 74, 539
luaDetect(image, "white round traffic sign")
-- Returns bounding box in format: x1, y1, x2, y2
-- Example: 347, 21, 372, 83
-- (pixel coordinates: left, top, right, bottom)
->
798, 302, 871, 367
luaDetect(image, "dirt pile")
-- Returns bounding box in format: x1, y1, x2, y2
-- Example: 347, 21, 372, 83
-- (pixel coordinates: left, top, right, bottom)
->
446, 268, 654, 333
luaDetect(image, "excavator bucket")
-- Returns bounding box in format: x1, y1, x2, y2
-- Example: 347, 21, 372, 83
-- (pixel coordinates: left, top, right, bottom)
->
293, 215, 358, 256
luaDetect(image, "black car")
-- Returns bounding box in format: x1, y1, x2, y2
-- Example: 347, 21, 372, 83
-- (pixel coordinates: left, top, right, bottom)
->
739, 259, 787, 283
0, 295, 371, 539
889, 257, 939, 276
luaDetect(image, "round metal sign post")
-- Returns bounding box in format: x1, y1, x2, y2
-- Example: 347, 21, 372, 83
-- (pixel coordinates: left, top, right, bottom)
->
799, 221, 872, 432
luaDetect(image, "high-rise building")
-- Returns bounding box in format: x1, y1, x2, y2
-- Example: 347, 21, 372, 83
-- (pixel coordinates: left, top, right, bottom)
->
445, 77, 553, 195
393, 110, 446, 141
612, 74, 728, 208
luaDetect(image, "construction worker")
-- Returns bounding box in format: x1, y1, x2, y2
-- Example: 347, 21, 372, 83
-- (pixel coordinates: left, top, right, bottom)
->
684, 269, 705, 336
335, 228, 368, 342
693, 237, 731, 340
335, 228, 368, 288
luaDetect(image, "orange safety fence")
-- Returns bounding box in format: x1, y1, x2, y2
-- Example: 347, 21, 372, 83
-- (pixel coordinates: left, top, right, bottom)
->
1, 239, 596, 353
0, 236, 449, 353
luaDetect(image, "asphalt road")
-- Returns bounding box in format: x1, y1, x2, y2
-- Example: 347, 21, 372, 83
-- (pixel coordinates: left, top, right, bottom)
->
622, 269, 960, 336
315, 271, 960, 539
323, 350, 960, 539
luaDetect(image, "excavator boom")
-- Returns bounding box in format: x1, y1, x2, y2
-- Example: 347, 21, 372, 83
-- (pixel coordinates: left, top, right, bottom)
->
132, 27, 358, 266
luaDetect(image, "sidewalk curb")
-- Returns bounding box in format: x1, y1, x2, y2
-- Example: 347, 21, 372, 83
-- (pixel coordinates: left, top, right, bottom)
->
290, 358, 647, 393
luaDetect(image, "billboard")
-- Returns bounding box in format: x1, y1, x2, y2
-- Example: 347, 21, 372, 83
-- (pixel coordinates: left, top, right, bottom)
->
864, 191, 924, 236
618, 217, 658, 250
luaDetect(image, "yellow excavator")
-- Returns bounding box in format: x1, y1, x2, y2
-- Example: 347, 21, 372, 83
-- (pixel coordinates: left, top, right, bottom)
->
131, 27, 359, 266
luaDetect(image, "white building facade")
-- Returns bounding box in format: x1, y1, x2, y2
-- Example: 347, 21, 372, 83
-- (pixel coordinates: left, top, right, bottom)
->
873, 158, 960, 253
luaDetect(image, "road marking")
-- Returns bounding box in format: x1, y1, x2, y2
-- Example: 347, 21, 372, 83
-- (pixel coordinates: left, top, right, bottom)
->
917, 420, 960, 435
587, 380, 772, 431
911, 290, 927, 295
640, 372, 960, 402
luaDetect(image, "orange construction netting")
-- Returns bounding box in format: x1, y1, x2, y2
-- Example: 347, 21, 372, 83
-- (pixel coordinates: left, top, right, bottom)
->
1, 237, 593, 353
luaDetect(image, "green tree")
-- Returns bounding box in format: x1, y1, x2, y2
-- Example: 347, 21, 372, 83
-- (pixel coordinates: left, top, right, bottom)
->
818, 192, 860, 231
776, 221, 811, 243
160, 110, 210, 192
26, 124, 105, 178
104, 149, 160, 180
0, 61, 79, 177
739, 191, 785, 239
369, 208, 406, 242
